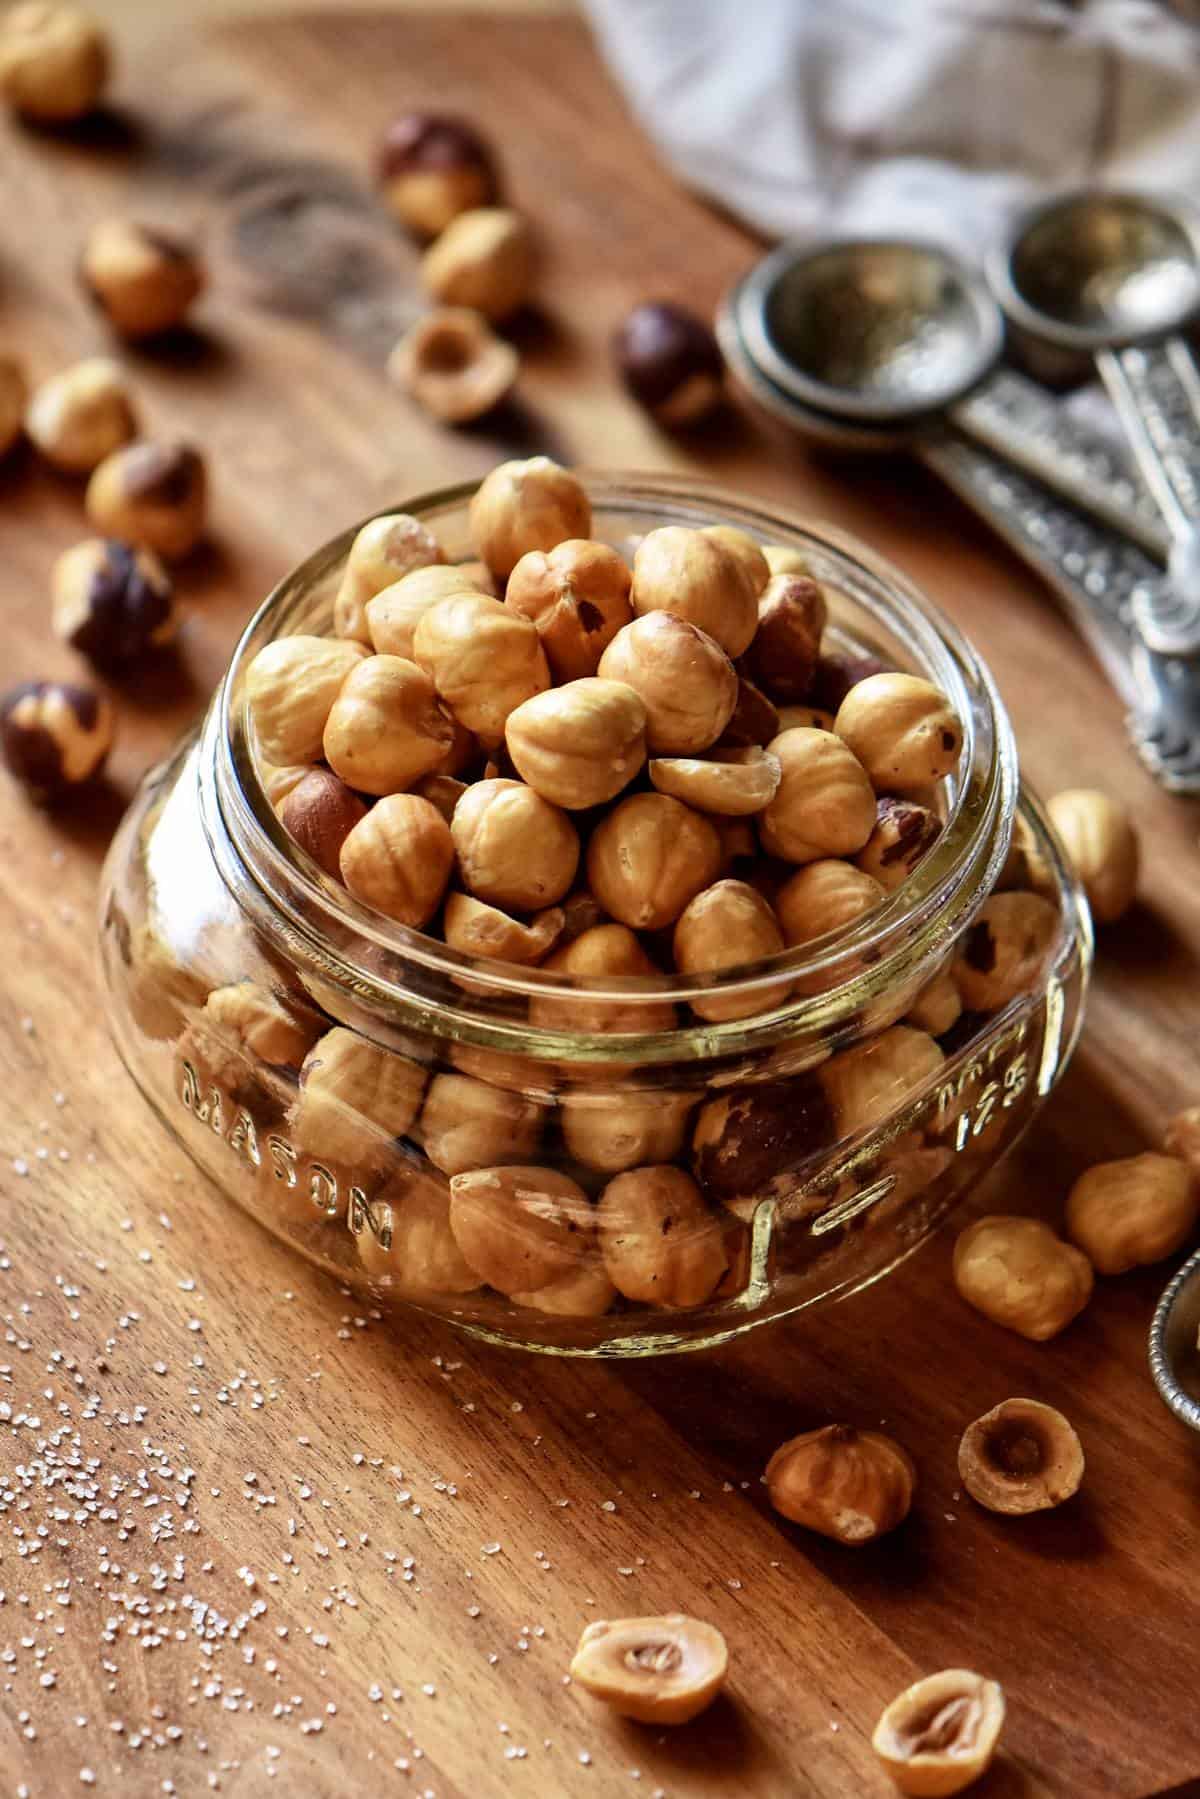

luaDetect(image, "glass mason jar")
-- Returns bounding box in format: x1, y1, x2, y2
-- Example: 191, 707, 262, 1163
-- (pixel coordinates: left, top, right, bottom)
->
98, 474, 1092, 1356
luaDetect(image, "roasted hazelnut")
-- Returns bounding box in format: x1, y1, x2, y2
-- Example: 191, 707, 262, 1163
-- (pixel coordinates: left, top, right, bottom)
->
323, 654, 453, 796
0, 2, 107, 121
291, 1027, 426, 1168
51, 537, 177, 670
510, 1255, 616, 1317
570, 1614, 727, 1725
598, 1165, 727, 1307
1047, 787, 1139, 925
559, 887, 607, 942
835, 672, 963, 792
201, 981, 321, 1075
855, 796, 941, 892
0, 678, 113, 802
598, 612, 737, 755
904, 964, 962, 1037
339, 793, 454, 927
335, 512, 445, 645
261, 762, 312, 808
649, 747, 780, 816
587, 792, 722, 930
613, 300, 725, 428
775, 703, 835, 733
1164, 1108, 1200, 1176
811, 650, 890, 715
743, 573, 827, 702
701, 524, 768, 595
954, 890, 1058, 1013
365, 565, 482, 660
79, 218, 204, 341
376, 112, 498, 238
245, 635, 367, 765
631, 525, 758, 658
759, 727, 876, 864
450, 777, 578, 910
0, 356, 27, 457
691, 1076, 833, 1212
561, 1090, 693, 1175
530, 923, 675, 1037
720, 675, 779, 748
469, 456, 591, 580
413, 771, 468, 822
357, 1163, 480, 1294
421, 206, 534, 320
442, 892, 563, 964
762, 545, 811, 578
85, 440, 207, 560
872, 1669, 1005, 1796
414, 590, 549, 746
25, 356, 135, 475
1065, 1152, 1198, 1274
449, 1163, 591, 1292
673, 880, 787, 1022
953, 1215, 1093, 1340
505, 677, 646, 809
765, 1423, 915, 1544
388, 306, 517, 424
820, 1026, 944, 1140
958, 1398, 1084, 1516
420, 1072, 544, 1177
775, 859, 883, 948
505, 538, 633, 681
277, 768, 368, 879
712, 814, 758, 868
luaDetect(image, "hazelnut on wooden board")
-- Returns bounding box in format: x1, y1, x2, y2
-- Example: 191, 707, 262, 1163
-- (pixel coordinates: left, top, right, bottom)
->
365, 565, 483, 660
598, 1166, 727, 1307
758, 727, 876, 864
505, 539, 633, 682
775, 859, 883, 949
505, 678, 647, 809
339, 793, 454, 927
0, 356, 27, 456
720, 675, 779, 748
25, 357, 135, 474
451, 777, 579, 910
0, 679, 113, 801
530, 923, 675, 1037
631, 526, 758, 657
856, 796, 941, 892
835, 672, 963, 792
85, 441, 207, 560
1047, 787, 1139, 924
335, 513, 445, 646
954, 890, 1058, 1013
598, 612, 737, 755
442, 892, 563, 964
1065, 1152, 1198, 1274
276, 768, 367, 879
743, 573, 827, 702
872, 1669, 1005, 1797
702, 524, 769, 596
387, 307, 517, 424
448, 1164, 593, 1293
376, 112, 498, 238
673, 880, 787, 1022
245, 635, 367, 765
421, 206, 534, 320
1164, 1108, 1200, 1176
613, 301, 725, 428
569, 1615, 728, 1724
820, 1027, 944, 1140
419, 1072, 544, 1178
648, 748, 780, 816
469, 457, 591, 579
0, 2, 107, 121
958, 1398, 1084, 1516
691, 1076, 833, 1212
413, 590, 549, 746
587, 792, 722, 930
291, 1027, 427, 1168
561, 1090, 693, 1175
357, 1164, 480, 1294
510, 1255, 616, 1317
765, 1424, 915, 1544
51, 537, 177, 670
322, 654, 453, 796
904, 964, 962, 1037
79, 219, 205, 340
953, 1215, 1093, 1340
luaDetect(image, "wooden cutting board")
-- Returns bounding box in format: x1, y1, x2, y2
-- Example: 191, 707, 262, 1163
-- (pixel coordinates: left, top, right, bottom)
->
1, 9, 1198, 1796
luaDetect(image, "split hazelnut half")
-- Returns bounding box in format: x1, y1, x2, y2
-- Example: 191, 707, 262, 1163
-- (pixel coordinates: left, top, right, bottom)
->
569, 1614, 727, 1724
957, 1397, 1083, 1516
872, 1668, 1005, 1796
388, 307, 517, 424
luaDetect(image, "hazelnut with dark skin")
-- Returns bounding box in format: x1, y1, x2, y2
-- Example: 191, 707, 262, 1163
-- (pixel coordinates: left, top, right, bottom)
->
277, 768, 368, 880
1, 679, 114, 803
742, 572, 827, 702
856, 796, 941, 892
612, 302, 725, 428
51, 538, 178, 670
85, 440, 207, 561
376, 112, 498, 238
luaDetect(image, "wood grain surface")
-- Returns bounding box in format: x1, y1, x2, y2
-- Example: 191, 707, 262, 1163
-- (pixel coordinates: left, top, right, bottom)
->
0, 9, 1199, 1798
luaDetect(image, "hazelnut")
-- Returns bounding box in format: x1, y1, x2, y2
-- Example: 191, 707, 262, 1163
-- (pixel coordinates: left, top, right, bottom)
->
811, 651, 890, 714
79, 218, 204, 341
291, 1027, 427, 1168
775, 859, 884, 948
448, 1163, 592, 1292
421, 206, 534, 320
25, 356, 135, 474
820, 1026, 944, 1140
873, 1669, 1005, 1796
559, 887, 607, 943
388, 306, 517, 424
720, 675, 779, 748
953, 1215, 1093, 1340
561, 1090, 693, 1175
202, 981, 321, 1074
1047, 787, 1139, 924
569, 1615, 727, 1725
758, 727, 876, 863
0, 2, 107, 121
51, 537, 177, 670
762, 545, 811, 577
0, 678, 114, 802
530, 923, 675, 1037
505, 678, 646, 809
85, 440, 207, 560
419, 1072, 543, 1178
765, 1423, 915, 1544
587, 792, 722, 930
335, 513, 444, 646
835, 672, 963, 792
649, 747, 780, 816
743, 573, 827, 702
442, 892, 563, 965
510, 1255, 616, 1317
598, 613, 737, 754
691, 1076, 833, 1212
413, 590, 549, 746
673, 880, 787, 1022
450, 777, 578, 910
505, 538, 633, 681
0, 356, 27, 457
712, 814, 757, 868
1065, 1152, 1198, 1274
613, 300, 725, 427
954, 890, 1058, 1013
1164, 1108, 1200, 1176
277, 768, 368, 879
365, 565, 483, 659
469, 456, 591, 580
261, 762, 312, 808
357, 1163, 480, 1294
245, 635, 367, 765
413, 771, 468, 823
323, 654, 453, 796
376, 112, 498, 238
904, 964, 962, 1037
700, 524, 768, 594
598, 1166, 727, 1307
339, 793, 454, 927
631, 526, 758, 658
775, 703, 834, 733
855, 796, 942, 891
958, 1398, 1084, 1516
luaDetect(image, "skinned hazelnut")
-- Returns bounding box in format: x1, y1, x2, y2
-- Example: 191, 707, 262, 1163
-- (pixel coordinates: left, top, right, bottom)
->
702, 524, 768, 596
759, 727, 876, 863
449, 1163, 591, 1292
953, 1215, 1093, 1340
873, 1669, 1005, 1796
376, 112, 498, 238
958, 1398, 1084, 1516
561, 1090, 693, 1175
443, 892, 563, 964
85, 440, 206, 560
335, 512, 444, 646
1065, 1152, 1198, 1274
673, 880, 787, 1022
856, 796, 942, 891
598, 612, 737, 754
357, 1163, 480, 1294
245, 635, 367, 765
421, 206, 534, 320
291, 1027, 427, 1168
505, 678, 646, 809
0, 678, 113, 802
25, 357, 135, 474
323, 654, 453, 796
954, 890, 1058, 1013
530, 923, 675, 1036
339, 793, 454, 927
835, 672, 963, 792
277, 768, 368, 878
79, 219, 204, 340
613, 300, 725, 427
763, 545, 811, 577
0, 2, 107, 121
775, 859, 884, 948
720, 676, 779, 748
450, 777, 579, 910
505, 539, 633, 682
631, 526, 758, 658
365, 565, 484, 659
388, 306, 517, 424
820, 1026, 944, 1140
1164, 1108, 1200, 1176
413, 771, 468, 822
766, 1424, 915, 1544
743, 573, 827, 701
691, 1076, 834, 1212
598, 1166, 727, 1307
469, 456, 591, 579
511, 1255, 616, 1317
570, 1614, 727, 1724
201, 981, 321, 1074
0, 356, 27, 456
51, 537, 177, 670
414, 590, 549, 745
649, 747, 780, 816
775, 703, 835, 733
905, 964, 962, 1037
1047, 787, 1139, 924
587, 792, 722, 930
420, 1072, 543, 1177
